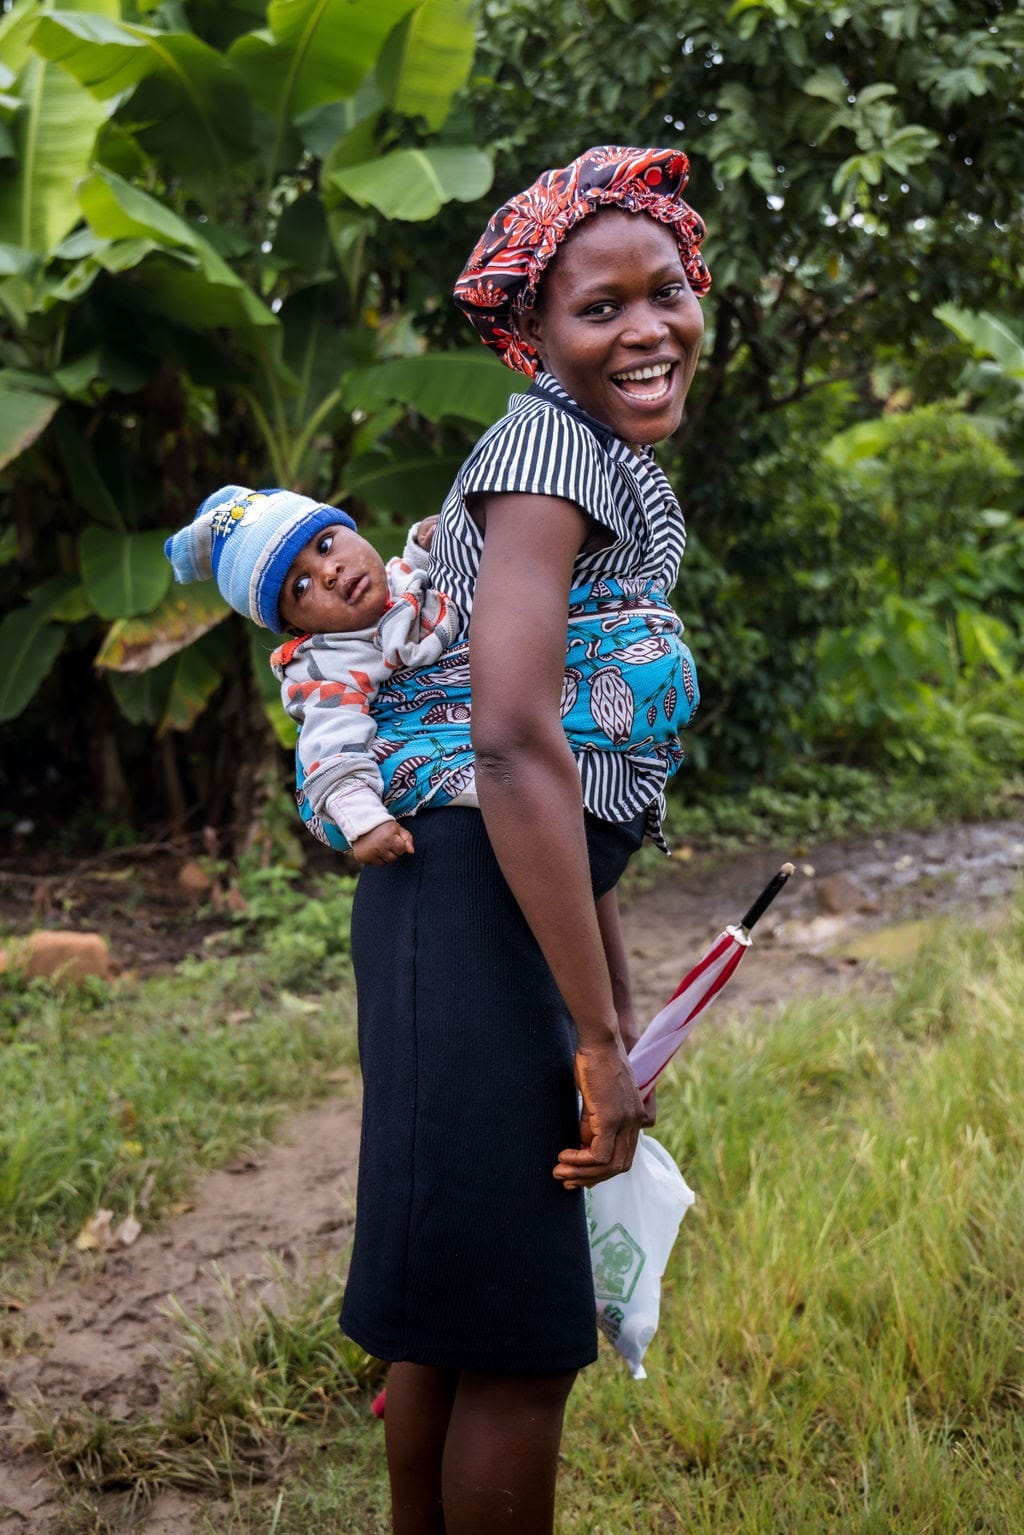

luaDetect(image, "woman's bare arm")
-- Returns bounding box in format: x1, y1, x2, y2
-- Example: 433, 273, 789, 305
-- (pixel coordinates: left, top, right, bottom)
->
470, 490, 644, 1188
596, 888, 656, 1127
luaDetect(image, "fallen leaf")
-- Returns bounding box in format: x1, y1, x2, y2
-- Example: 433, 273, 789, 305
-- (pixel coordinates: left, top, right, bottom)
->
226, 1009, 253, 1024
113, 1215, 142, 1247
281, 992, 322, 1013
324, 1068, 352, 1084
75, 1209, 114, 1251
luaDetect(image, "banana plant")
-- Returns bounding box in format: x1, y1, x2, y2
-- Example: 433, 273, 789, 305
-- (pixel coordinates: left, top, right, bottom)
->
0, 0, 498, 740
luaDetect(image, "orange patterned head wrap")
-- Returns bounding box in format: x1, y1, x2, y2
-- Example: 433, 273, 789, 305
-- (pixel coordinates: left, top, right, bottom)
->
453, 145, 711, 377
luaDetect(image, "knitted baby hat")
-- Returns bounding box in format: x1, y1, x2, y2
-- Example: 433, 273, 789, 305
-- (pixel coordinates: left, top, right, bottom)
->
164, 485, 357, 631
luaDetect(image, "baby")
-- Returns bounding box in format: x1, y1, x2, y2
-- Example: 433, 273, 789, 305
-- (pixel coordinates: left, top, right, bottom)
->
164, 486, 459, 864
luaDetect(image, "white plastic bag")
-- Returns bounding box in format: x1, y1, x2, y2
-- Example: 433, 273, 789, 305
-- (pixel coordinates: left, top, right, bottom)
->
586, 1132, 695, 1379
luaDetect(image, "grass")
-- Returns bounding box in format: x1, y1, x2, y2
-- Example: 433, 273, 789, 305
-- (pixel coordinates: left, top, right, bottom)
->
29, 1264, 382, 1517
665, 758, 1024, 851
260, 893, 1024, 1534
0, 867, 359, 1266
18, 884, 1024, 1532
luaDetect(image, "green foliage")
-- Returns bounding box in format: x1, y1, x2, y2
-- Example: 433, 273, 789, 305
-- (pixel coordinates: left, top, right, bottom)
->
0, 0, 118, 252
664, 759, 1019, 853
0, 373, 59, 468
824, 402, 1018, 595
226, 860, 358, 989
666, 394, 1021, 786
0, 580, 69, 721
327, 145, 493, 219
0, 0, 492, 754
1, 0, 1022, 836
802, 406, 1023, 770
814, 596, 1024, 768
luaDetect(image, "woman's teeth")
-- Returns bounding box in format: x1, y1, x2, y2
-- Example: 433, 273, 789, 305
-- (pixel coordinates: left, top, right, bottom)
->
614, 364, 672, 381
612, 362, 673, 401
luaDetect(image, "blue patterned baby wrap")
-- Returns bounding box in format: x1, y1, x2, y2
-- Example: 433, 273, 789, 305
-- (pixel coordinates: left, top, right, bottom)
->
295, 575, 698, 850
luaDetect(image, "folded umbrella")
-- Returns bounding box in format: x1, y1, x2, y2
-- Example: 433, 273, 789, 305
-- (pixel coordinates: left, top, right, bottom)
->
628, 862, 795, 1099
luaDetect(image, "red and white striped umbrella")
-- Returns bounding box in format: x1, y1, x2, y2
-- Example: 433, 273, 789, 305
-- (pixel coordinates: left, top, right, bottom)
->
628, 863, 794, 1099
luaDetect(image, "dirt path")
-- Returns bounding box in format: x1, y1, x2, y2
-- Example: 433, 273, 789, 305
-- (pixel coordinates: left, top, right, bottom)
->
624, 816, 1023, 1023
2, 819, 1021, 1533
1, 1102, 363, 1535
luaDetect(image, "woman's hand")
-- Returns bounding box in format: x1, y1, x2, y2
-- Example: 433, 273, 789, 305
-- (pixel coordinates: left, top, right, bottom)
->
553, 1037, 645, 1190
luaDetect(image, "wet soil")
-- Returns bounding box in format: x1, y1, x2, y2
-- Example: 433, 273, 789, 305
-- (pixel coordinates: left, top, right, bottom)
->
625, 816, 1024, 1024
1, 819, 1021, 1534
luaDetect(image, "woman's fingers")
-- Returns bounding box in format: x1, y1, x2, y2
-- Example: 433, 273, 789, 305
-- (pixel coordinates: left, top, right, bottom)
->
558, 1043, 644, 1184
552, 1129, 639, 1187
553, 1160, 634, 1190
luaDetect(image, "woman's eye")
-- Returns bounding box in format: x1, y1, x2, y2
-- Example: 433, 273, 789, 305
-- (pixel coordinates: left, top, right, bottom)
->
293, 575, 310, 601
658, 283, 687, 301
584, 301, 617, 318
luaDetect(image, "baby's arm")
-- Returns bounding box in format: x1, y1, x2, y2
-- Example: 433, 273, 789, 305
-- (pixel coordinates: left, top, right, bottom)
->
393, 516, 438, 573
276, 638, 413, 864
322, 779, 413, 862
413, 515, 438, 551
348, 818, 415, 864
380, 517, 459, 672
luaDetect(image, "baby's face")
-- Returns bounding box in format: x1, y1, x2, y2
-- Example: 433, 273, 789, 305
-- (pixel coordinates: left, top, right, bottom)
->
279, 525, 389, 634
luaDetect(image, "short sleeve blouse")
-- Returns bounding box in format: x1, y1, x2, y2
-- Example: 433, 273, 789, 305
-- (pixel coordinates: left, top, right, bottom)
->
429, 372, 688, 629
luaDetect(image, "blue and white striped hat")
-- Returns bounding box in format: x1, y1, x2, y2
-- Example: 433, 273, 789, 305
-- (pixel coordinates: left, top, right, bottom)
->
164, 485, 357, 631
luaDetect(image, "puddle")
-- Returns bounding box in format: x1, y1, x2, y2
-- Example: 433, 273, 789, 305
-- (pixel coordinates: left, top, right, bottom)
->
839, 918, 946, 966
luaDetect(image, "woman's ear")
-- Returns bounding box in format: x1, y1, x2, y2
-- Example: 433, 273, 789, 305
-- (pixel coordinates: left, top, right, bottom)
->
516, 305, 544, 362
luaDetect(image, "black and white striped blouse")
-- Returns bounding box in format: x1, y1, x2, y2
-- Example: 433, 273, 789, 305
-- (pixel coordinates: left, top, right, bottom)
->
428, 371, 691, 838
431, 372, 687, 616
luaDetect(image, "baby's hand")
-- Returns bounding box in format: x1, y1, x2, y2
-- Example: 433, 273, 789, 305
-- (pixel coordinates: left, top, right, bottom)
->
351, 819, 415, 865
415, 515, 439, 551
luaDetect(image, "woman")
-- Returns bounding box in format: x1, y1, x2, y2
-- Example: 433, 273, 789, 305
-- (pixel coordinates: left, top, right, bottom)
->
340, 146, 711, 1534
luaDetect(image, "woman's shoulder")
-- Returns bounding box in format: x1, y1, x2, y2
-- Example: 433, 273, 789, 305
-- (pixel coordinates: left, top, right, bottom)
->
459, 390, 613, 507
472, 389, 606, 457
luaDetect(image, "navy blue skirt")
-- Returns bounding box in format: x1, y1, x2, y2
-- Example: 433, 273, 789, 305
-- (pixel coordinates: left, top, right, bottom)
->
340, 806, 643, 1374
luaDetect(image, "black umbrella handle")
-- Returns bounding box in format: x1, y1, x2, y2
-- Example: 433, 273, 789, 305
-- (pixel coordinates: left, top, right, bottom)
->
739, 863, 795, 933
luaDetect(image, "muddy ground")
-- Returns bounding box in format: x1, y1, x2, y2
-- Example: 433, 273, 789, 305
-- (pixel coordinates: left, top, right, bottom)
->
1, 818, 1021, 1534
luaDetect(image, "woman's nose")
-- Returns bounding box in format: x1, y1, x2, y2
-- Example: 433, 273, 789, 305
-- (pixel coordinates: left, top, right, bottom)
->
623, 304, 668, 347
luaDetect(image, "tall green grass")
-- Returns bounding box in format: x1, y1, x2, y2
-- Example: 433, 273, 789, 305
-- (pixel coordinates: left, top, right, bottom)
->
15, 888, 1024, 1532
267, 894, 1024, 1533
0, 946, 358, 1263
552, 898, 1024, 1532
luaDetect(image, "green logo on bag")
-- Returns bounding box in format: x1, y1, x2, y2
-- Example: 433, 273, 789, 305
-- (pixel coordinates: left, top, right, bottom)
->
591, 1223, 645, 1302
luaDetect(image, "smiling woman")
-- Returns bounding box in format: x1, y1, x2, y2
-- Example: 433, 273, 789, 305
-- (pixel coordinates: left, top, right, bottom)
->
516, 211, 705, 451
338, 145, 712, 1535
